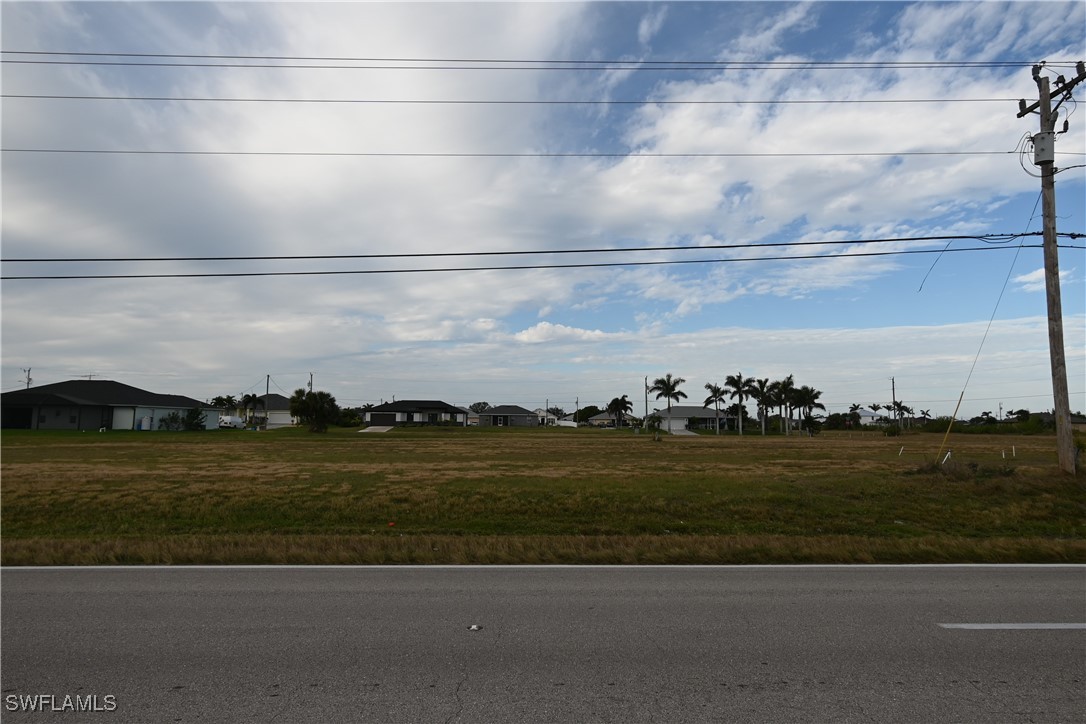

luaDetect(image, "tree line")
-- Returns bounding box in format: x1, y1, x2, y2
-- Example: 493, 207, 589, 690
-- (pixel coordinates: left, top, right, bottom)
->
644, 372, 827, 435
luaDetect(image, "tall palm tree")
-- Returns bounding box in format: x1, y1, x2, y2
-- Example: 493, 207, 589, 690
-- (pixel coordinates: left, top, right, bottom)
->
794, 385, 826, 418
776, 375, 796, 435
753, 378, 772, 435
703, 383, 726, 434
870, 403, 883, 424
724, 372, 757, 435
606, 395, 633, 428
848, 403, 862, 429
649, 374, 687, 431
241, 393, 265, 426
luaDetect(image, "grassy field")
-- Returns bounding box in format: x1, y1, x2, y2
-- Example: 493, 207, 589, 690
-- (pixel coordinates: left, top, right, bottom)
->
1, 426, 1082, 565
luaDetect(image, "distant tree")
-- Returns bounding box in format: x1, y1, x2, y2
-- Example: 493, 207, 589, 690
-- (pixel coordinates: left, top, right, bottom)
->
649, 374, 687, 421
469, 401, 491, 413
753, 378, 772, 435
794, 385, 826, 419
606, 395, 633, 428
241, 393, 265, 425
703, 383, 727, 434
725, 372, 757, 435
1007, 408, 1030, 423
870, 403, 883, 424
290, 388, 340, 433
774, 375, 796, 435
575, 405, 603, 424
547, 406, 566, 419
644, 413, 663, 441
183, 407, 207, 431
824, 412, 849, 430
338, 407, 363, 427
848, 403, 862, 429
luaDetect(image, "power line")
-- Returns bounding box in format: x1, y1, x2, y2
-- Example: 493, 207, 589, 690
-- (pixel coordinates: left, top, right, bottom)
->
4, 245, 1079, 281
1, 147, 1039, 159
0, 233, 1057, 264
0, 93, 1019, 106
5, 51, 1072, 67
4, 53, 1074, 72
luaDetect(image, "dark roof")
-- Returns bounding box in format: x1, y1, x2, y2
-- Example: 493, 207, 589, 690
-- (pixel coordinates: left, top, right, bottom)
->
258, 393, 291, 411
367, 400, 462, 414
481, 405, 536, 417
1, 380, 207, 409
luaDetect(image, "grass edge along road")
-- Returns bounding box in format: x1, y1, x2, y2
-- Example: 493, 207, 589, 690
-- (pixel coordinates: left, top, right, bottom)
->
2, 427, 1082, 565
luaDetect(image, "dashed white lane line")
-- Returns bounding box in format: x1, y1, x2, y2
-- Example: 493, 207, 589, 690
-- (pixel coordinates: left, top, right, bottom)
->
939, 623, 1086, 630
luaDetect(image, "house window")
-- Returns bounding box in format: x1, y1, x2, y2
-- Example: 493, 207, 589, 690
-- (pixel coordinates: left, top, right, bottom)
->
70, 415, 77, 424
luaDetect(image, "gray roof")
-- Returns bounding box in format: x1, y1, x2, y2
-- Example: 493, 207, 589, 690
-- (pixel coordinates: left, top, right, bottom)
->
367, 400, 462, 414
1, 380, 207, 409
480, 405, 536, 416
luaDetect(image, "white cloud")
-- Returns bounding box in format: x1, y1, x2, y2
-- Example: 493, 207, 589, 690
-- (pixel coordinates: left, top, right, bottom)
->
513, 321, 613, 344
638, 6, 668, 46
1013, 267, 1072, 293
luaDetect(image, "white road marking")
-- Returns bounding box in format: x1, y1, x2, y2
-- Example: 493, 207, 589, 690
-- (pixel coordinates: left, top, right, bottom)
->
939, 623, 1086, 630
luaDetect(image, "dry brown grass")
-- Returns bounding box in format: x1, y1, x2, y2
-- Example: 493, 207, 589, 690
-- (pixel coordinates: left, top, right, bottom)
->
1, 427, 1081, 564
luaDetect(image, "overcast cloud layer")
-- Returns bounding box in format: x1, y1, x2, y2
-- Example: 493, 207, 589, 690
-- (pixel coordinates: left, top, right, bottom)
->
2, 1, 1084, 419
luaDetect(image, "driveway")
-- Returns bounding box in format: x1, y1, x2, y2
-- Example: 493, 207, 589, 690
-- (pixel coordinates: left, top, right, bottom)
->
358, 426, 393, 433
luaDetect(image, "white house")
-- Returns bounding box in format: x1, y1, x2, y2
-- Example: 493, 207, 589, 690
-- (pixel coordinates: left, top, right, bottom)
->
653, 405, 734, 433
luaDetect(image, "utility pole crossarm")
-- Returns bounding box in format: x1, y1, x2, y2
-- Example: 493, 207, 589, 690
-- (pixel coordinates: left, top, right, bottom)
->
1017, 62, 1086, 118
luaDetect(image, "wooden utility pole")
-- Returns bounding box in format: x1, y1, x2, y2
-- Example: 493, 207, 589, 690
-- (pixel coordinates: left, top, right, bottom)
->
1018, 61, 1085, 475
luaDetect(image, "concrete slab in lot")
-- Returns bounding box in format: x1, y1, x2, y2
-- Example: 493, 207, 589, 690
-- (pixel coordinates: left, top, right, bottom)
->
358, 426, 393, 433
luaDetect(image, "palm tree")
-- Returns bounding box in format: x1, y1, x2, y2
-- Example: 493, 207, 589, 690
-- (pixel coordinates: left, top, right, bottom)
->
606, 395, 633, 428
704, 383, 727, 434
724, 372, 757, 435
848, 403, 862, 429
776, 375, 796, 435
752, 378, 772, 435
794, 385, 826, 418
870, 403, 883, 424
241, 393, 265, 426
649, 374, 687, 431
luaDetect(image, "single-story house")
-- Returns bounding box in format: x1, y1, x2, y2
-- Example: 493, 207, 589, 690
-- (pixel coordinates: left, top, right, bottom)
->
258, 393, 295, 429
587, 411, 638, 428
364, 400, 465, 426
534, 408, 558, 426
1, 380, 218, 431
653, 405, 734, 433
854, 408, 882, 426
478, 405, 537, 427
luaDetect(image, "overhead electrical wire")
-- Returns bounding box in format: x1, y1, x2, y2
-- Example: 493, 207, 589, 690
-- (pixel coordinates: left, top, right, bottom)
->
0, 233, 1057, 264
3, 50, 1081, 71
5, 244, 1083, 281
0, 93, 1019, 106
1, 148, 1041, 158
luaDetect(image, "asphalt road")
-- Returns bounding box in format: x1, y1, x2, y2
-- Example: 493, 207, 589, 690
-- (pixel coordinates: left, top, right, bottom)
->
2, 566, 1083, 723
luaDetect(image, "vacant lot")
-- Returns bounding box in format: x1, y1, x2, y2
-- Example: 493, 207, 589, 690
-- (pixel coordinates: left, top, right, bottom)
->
2, 427, 1082, 564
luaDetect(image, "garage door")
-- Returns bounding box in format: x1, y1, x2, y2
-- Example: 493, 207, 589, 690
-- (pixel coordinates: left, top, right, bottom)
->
369, 413, 396, 425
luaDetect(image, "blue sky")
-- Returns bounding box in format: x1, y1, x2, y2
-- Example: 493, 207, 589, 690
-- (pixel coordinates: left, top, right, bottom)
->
2, 1, 1084, 420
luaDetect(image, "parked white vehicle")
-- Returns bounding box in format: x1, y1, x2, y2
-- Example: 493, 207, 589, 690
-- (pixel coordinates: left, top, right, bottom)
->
219, 415, 245, 429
